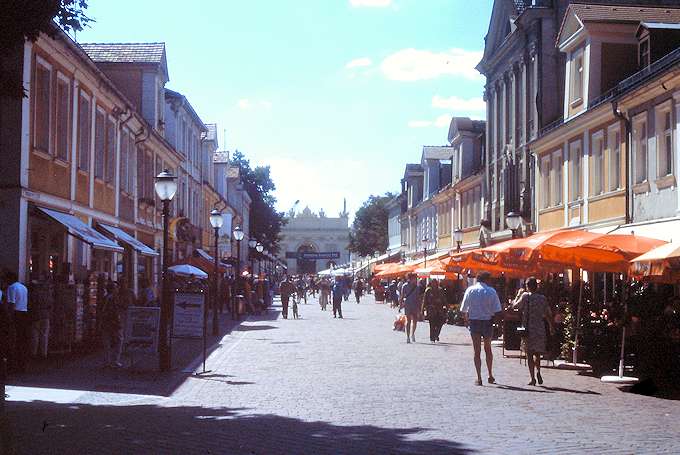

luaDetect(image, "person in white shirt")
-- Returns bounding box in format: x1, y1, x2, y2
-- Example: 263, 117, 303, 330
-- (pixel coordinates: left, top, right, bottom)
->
6, 271, 30, 372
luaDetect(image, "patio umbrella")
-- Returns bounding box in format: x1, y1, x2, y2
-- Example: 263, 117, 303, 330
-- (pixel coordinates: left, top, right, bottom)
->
168, 264, 208, 279
630, 241, 680, 281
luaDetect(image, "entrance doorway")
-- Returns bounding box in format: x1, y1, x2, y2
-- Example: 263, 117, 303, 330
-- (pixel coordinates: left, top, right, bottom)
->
296, 244, 317, 275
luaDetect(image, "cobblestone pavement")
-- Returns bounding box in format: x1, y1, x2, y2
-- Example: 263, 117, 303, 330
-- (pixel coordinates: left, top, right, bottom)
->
5, 293, 680, 454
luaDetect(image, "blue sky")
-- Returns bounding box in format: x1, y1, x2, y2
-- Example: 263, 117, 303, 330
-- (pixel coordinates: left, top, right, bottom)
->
77, 0, 492, 217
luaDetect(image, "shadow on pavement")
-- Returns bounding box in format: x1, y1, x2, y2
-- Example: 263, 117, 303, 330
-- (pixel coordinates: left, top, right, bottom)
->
2, 401, 477, 455
539, 386, 601, 395
493, 384, 553, 393
234, 325, 278, 331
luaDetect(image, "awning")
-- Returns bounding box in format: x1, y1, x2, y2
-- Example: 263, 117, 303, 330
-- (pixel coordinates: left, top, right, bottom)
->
98, 224, 158, 257
607, 218, 680, 243
37, 207, 123, 252
195, 248, 214, 262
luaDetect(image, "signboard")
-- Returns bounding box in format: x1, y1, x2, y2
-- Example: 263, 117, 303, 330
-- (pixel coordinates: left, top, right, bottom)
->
285, 251, 340, 260
172, 292, 205, 338
124, 306, 160, 353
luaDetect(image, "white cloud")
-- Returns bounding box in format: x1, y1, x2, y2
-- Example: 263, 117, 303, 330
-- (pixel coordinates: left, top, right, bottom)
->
407, 120, 432, 128
407, 114, 458, 129
432, 95, 485, 112
349, 0, 392, 7
345, 57, 373, 69
380, 48, 482, 82
237, 99, 252, 109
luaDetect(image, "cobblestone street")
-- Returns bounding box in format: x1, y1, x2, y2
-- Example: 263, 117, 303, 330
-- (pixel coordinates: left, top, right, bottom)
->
6, 293, 680, 454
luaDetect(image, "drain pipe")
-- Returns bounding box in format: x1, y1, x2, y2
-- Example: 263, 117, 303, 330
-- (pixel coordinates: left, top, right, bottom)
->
612, 100, 632, 224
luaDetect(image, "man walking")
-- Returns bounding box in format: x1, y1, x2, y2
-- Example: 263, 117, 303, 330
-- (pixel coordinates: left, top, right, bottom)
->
6, 271, 29, 372
332, 277, 344, 319
279, 276, 294, 319
399, 273, 420, 343
460, 272, 502, 386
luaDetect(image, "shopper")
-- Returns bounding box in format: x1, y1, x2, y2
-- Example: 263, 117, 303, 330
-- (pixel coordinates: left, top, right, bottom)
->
101, 281, 126, 368
400, 273, 420, 343
332, 276, 344, 318
6, 271, 29, 372
354, 278, 364, 304
138, 278, 156, 306
279, 276, 294, 319
30, 283, 52, 359
460, 272, 502, 385
513, 277, 554, 386
423, 279, 447, 343
319, 277, 330, 311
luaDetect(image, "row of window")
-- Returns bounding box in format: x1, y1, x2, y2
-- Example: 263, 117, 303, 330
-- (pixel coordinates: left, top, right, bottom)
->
461, 186, 482, 229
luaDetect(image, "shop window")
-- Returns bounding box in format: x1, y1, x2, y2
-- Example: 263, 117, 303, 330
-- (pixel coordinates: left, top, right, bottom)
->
656, 105, 673, 178
633, 115, 648, 184
78, 92, 90, 171
55, 75, 70, 161
591, 132, 604, 196
569, 140, 582, 201
94, 109, 105, 179
608, 126, 621, 191
34, 61, 51, 153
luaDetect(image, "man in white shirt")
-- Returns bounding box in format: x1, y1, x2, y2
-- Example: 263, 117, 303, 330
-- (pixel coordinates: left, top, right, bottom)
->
6, 271, 29, 372
460, 271, 502, 386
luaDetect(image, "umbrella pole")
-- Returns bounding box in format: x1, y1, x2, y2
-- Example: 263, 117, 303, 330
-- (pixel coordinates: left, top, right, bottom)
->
573, 270, 584, 365
602, 275, 638, 384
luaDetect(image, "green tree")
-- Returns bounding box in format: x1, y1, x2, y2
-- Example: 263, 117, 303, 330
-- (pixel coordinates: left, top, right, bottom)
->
1, 0, 93, 98
230, 151, 286, 254
348, 193, 395, 257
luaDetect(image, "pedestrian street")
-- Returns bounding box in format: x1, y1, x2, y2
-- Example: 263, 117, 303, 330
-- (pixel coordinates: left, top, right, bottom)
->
6, 293, 680, 455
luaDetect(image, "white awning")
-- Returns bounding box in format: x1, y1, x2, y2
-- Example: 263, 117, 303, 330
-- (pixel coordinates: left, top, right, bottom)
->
194, 248, 213, 262
607, 218, 680, 243
38, 207, 123, 252
98, 224, 158, 257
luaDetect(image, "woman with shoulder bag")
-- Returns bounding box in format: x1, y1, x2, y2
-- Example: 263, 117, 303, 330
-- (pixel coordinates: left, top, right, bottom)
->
513, 277, 554, 386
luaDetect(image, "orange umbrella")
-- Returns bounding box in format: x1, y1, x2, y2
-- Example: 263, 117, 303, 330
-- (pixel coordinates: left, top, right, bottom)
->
629, 242, 680, 281
540, 232, 665, 273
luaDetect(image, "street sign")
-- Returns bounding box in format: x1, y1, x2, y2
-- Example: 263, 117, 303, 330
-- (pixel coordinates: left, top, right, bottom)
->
285, 251, 340, 260
172, 292, 205, 338
124, 306, 160, 353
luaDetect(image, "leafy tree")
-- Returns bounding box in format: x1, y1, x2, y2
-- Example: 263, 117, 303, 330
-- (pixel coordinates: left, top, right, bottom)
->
348, 193, 395, 257
230, 151, 286, 254
1, 0, 93, 98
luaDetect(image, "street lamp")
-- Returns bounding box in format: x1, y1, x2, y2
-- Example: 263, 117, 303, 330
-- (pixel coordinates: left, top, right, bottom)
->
232, 226, 245, 320
209, 209, 223, 336
506, 211, 522, 239
248, 238, 257, 275
453, 229, 464, 253
422, 237, 429, 268
256, 243, 264, 275
154, 169, 177, 372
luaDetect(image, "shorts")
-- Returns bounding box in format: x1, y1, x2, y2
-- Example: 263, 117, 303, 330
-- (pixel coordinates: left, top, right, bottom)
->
468, 319, 493, 338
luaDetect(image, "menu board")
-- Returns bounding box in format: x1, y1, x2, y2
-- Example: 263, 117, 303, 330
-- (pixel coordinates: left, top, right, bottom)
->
172, 292, 205, 338
125, 306, 160, 353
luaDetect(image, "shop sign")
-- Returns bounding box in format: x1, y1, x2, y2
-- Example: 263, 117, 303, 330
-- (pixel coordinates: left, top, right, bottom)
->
124, 306, 160, 353
172, 292, 205, 338
285, 252, 340, 260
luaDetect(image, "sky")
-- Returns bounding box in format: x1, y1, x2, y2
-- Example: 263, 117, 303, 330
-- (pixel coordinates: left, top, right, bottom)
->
76, 0, 492, 218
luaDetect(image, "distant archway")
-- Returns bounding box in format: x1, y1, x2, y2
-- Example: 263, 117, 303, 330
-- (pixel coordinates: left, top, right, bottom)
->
297, 243, 317, 275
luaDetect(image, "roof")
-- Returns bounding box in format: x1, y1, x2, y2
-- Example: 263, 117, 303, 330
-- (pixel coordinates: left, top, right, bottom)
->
80, 42, 166, 64
568, 4, 680, 25
640, 21, 680, 30
422, 145, 453, 161
165, 88, 207, 132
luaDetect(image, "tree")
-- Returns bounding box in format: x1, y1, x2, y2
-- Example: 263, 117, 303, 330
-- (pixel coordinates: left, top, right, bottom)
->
1, 0, 93, 98
348, 193, 395, 257
229, 151, 286, 254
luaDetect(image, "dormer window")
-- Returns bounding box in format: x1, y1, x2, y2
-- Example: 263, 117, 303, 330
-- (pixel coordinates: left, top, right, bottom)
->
569, 50, 584, 106
639, 38, 650, 69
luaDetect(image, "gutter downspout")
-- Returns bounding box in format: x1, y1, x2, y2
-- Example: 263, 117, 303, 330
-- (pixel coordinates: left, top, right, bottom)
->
612, 100, 632, 224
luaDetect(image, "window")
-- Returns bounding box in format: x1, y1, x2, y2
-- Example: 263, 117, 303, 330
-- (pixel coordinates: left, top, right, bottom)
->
608, 126, 621, 191
34, 62, 51, 153
553, 150, 563, 205
570, 50, 584, 104
569, 140, 582, 201
591, 133, 604, 196
55, 76, 70, 161
639, 39, 650, 69
145, 152, 153, 199
657, 106, 673, 178
633, 115, 648, 184
94, 109, 105, 179
540, 154, 551, 209
120, 130, 129, 193
78, 92, 90, 170
105, 117, 116, 184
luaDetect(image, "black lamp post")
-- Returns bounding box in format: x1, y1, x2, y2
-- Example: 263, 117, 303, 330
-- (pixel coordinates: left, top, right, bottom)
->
506, 212, 522, 239
453, 229, 464, 253
248, 238, 257, 275
256, 243, 264, 275
232, 226, 244, 320
209, 209, 223, 336
154, 169, 177, 372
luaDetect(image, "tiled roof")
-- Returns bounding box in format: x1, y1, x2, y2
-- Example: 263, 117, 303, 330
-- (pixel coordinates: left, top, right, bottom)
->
80, 42, 166, 64
570, 4, 680, 24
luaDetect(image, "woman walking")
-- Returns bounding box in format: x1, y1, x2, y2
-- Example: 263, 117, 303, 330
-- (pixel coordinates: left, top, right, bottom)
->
513, 277, 554, 385
423, 279, 447, 343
